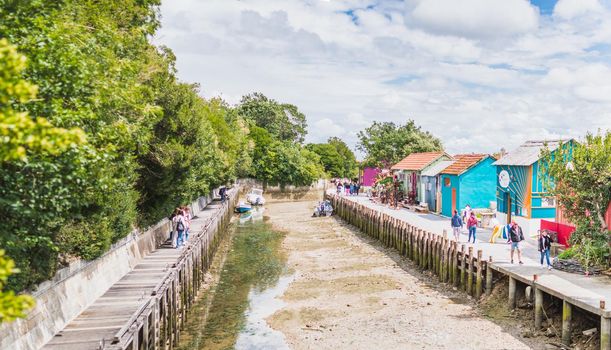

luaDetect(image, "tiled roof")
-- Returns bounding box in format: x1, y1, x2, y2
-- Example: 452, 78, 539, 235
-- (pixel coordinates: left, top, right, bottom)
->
391, 151, 449, 171
493, 139, 572, 166
441, 154, 490, 175
421, 160, 455, 177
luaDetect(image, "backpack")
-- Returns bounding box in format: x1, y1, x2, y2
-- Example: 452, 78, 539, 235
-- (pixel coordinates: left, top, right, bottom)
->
177, 218, 185, 231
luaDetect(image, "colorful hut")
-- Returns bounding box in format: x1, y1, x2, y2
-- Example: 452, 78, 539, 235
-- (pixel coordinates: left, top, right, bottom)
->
439, 154, 497, 217
493, 139, 575, 236
421, 160, 455, 212
391, 152, 452, 204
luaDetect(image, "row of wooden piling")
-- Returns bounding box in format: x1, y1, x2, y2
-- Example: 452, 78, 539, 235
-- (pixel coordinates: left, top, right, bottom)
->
330, 194, 611, 350
107, 191, 238, 350
330, 194, 493, 299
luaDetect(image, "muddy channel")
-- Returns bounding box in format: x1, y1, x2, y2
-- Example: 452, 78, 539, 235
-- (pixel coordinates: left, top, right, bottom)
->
179, 198, 550, 350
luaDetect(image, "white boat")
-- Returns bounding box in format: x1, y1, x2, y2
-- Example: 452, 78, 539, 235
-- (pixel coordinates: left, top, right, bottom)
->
246, 188, 266, 205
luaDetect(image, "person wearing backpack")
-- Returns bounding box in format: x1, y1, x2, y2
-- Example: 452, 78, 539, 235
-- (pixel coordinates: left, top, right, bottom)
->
508, 221, 524, 264
538, 230, 553, 270
467, 212, 478, 244
173, 209, 186, 248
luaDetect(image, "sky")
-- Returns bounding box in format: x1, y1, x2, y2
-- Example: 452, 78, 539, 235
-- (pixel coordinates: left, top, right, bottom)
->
155, 0, 611, 157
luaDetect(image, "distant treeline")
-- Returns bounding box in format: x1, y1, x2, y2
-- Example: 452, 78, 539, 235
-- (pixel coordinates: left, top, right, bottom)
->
0, 1, 358, 291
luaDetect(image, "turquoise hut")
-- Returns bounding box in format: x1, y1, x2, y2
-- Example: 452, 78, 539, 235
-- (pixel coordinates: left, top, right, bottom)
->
440, 154, 496, 217
493, 139, 574, 236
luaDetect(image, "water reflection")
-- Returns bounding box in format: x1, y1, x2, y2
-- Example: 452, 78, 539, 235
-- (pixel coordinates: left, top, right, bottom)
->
178, 212, 289, 350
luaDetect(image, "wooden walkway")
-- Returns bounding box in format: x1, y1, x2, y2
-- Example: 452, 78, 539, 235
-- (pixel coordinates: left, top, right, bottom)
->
42, 200, 229, 350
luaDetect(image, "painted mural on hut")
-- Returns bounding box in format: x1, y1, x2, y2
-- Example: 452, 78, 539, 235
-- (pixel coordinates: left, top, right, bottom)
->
493, 139, 575, 236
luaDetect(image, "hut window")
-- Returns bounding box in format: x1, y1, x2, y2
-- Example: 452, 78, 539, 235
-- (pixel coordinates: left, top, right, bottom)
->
444, 178, 451, 187
541, 197, 556, 208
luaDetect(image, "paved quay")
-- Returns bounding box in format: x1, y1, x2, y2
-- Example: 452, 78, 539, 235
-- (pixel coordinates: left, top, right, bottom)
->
334, 192, 611, 319
42, 200, 228, 350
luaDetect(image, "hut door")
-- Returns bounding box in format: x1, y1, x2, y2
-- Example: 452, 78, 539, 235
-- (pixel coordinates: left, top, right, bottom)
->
451, 188, 457, 215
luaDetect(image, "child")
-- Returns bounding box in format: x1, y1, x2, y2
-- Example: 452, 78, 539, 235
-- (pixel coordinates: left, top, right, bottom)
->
538, 230, 552, 270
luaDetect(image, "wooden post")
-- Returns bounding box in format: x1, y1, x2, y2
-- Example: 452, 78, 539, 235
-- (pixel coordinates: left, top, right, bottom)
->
452, 242, 459, 287
475, 250, 483, 299
460, 244, 466, 290
485, 256, 493, 296
508, 276, 516, 309
562, 300, 572, 346
601, 316, 611, 350
534, 286, 543, 329
467, 246, 474, 295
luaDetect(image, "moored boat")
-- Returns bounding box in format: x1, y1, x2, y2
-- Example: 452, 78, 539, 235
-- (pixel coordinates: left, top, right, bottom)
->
246, 188, 266, 205
235, 201, 252, 213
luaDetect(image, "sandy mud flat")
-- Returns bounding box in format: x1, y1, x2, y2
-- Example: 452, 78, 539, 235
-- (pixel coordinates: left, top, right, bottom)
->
266, 199, 531, 350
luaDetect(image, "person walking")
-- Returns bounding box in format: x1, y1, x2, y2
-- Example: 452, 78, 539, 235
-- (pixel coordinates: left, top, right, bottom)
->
173, 209, 186, 248
508, 221, 524, 264
450, 210, 463, 242
337, 182, 343, 196
462, 204, 472, 224
538, 230, 553, 270
182, 206, 192, 242
467, 212, 478, 243
169, 208, 178, 248
219, 186, 227, 202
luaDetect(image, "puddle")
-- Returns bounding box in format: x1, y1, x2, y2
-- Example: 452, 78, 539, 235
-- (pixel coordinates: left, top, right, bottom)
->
178, 211, 290, 350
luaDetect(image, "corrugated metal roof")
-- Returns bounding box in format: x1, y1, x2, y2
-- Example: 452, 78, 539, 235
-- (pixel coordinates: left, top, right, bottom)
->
391, 152, 449, 171
441, 154, 490, 175
421, 160, 455, 177
493, 139, 569, 166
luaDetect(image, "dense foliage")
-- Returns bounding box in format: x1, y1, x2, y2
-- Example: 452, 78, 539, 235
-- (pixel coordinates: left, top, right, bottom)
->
307, 137, 358, 178
540, 133, 611, 269
0, 0, 324, 296
0, 250, 34, 322
357, 121, 443, 167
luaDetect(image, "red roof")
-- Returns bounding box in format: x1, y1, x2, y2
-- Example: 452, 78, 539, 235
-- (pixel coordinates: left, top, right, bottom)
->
391, 152, 448, 171
440, 154, 489, 175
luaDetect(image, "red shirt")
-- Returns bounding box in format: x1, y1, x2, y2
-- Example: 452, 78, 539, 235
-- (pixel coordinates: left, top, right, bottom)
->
467, 216, 478, 228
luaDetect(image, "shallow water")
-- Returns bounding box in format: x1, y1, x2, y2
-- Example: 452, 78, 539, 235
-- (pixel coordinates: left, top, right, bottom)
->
178, 210, 290, 350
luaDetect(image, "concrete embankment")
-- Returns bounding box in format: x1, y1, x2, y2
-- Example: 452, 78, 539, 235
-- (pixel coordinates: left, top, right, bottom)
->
329, 194, 611, 350
0, 188, 237, 350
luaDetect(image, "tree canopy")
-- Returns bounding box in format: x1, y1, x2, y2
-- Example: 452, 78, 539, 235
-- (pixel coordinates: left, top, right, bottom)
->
540, 132, 611, 268
307, 137, 357, 178
357, 121, 443, 168
236, 93, 307, 144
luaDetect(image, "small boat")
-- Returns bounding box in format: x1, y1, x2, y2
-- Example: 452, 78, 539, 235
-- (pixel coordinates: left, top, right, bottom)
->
313, 200, 334, 217
235, 201, 252, 213
246, 188, 266, 206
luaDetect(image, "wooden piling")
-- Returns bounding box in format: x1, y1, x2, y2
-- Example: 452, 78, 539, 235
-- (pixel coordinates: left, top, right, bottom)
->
562, 300, 572, 346
460, 244, 466, 290
467, 246, 474, 295
508, 276, 516, 309
475, 250, 483, 299
485, 256, 493, 296
534, 285, 543, 329
601, 316, 611, 350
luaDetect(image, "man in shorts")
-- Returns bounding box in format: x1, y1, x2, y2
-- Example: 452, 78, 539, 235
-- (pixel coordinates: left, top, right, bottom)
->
508, 221, 524, 264
450, 210, 463, 242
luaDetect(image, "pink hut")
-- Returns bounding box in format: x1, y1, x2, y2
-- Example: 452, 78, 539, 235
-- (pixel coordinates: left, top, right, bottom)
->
360, 167, 381, 187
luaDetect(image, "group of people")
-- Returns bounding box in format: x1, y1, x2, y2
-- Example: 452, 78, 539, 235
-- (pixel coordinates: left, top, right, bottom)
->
451, 205, 553, 269
170, 206, 192, 249
334, 179, 361, 196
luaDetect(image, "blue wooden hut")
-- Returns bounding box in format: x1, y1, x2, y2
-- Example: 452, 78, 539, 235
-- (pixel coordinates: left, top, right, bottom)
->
421, 160, 454, 213
493, 139, 574, 236
440, 154, 496, 217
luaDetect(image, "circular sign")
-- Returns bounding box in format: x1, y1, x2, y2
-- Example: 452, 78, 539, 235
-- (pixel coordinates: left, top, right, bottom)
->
499, 170, 510, 188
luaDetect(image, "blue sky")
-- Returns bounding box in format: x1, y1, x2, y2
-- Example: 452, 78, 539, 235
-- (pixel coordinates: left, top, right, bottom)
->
156, 0, 611, 156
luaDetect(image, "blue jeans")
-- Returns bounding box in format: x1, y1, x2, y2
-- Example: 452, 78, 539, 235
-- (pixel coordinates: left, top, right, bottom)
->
540, 249, 551, 266
468, 226, 476, 243
176, 230, 185, 247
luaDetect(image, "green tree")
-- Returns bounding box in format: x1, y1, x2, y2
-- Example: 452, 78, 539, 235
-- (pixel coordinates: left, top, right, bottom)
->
357, 121, 442, 167
540, 132, 611, 268
306, 138, 357, 178
236, 93, 307, 144
0, 250, 34, 323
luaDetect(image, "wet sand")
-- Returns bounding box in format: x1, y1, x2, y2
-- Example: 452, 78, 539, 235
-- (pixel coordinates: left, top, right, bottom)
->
266, 199, 531, 350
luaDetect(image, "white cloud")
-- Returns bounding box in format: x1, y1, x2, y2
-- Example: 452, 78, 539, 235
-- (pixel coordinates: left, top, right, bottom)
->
554, 0, 603, 19
408, 0, 539, 38
155, 0, 611, 157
